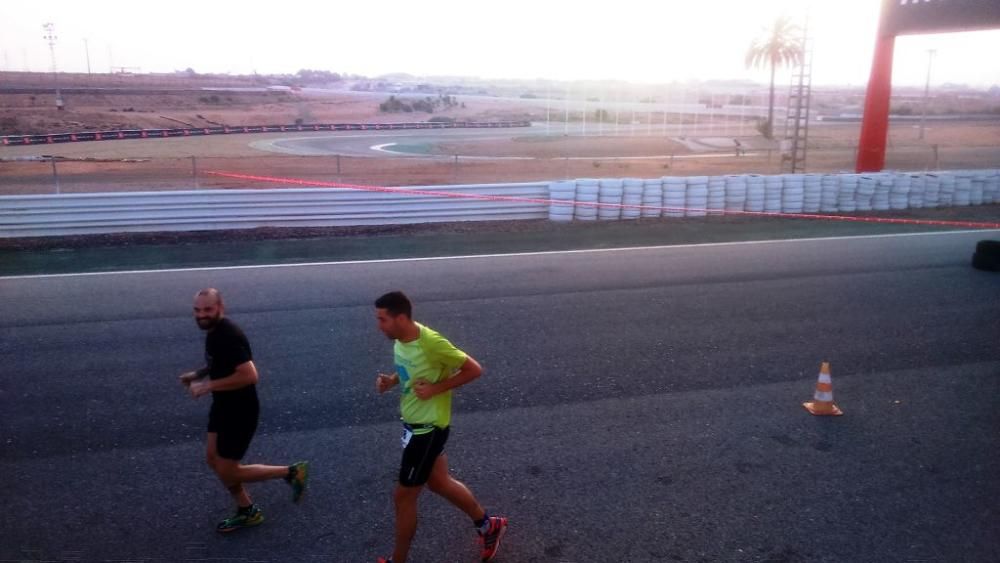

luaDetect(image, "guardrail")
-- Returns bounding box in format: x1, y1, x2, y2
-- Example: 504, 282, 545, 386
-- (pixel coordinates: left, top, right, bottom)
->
0, 182, 549, 237
1, 170, 996, 238
0, 120, 532, 146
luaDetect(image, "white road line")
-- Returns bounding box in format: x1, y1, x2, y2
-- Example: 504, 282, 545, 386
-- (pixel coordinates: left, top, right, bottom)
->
1, 229, 994, 281
369, 142, 760, 161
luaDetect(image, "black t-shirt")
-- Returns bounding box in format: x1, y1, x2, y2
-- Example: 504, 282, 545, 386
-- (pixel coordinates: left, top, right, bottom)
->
205, 317, 259, 411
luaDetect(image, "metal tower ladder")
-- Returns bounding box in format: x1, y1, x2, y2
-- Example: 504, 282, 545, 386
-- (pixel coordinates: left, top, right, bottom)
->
784, 16, 814, 173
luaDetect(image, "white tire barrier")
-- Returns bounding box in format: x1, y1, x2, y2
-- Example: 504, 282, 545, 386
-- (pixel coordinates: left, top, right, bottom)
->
838, 174, 859, 213
985, 171, 999, 205
8, 170, 997, 237
954, 175, 973, 207
575, 178, 600, 221
889, 173, 910, 211
781, 174, 805, 214
662, 177, 687, 218
724, 175, 748, 214
622, 179, 644, 219
803, 174, 823, 213
548, 180, 576, 222
707, 176, 726, 216
686, 176, 709, 218
909, 174, 926, 209
939, 174, 956, 206
642, 178, 664, 218
856, 174, 876, 212
820, 174, 839, 213
764, 175, 784, 213
970, 171, 986, 206
871, 173, 891, 211
923, 174, 941, 209
746, 175, 766, 213
598, 179, 624, 221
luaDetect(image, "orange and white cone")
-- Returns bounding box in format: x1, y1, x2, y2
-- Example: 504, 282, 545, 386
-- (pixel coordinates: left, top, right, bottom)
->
803, 362, 843, 416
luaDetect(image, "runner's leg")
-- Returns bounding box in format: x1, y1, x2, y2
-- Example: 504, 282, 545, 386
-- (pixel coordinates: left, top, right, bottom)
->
426, 454, 485, 521
392, 484, 422, 563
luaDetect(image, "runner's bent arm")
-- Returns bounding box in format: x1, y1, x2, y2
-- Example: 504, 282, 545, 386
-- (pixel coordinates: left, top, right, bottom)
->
179, 367, 210, 386
376, 372, 399, 394
418, 356, 482, 398
204, 361, 259, 391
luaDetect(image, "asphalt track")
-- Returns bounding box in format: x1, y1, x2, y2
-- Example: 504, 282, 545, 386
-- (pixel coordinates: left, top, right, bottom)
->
246, 122, 1000, 171
1, 232, 999, 562
247, 123, 789, 159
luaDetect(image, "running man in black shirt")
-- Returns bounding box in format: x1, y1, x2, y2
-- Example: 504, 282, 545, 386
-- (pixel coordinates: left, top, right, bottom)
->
179, 288, 309, 533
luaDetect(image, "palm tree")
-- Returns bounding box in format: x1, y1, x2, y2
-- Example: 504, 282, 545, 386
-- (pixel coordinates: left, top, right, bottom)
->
745, 16, 803, 139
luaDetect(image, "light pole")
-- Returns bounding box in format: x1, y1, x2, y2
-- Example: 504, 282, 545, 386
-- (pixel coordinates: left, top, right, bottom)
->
545, 80, 551, 136
84, 38, 92, 76
42, 23, 64, 110
563, 81, 569, 136
918, 49, 936, 141
614, 84, 620, 136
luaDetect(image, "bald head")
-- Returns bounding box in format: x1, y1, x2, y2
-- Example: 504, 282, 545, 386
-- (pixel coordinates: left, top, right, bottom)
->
193, 288, 224, 330
195, 287, 223, 306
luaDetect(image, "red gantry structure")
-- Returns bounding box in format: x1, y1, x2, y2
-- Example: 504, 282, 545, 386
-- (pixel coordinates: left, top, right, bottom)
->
856, 0, 1000, 172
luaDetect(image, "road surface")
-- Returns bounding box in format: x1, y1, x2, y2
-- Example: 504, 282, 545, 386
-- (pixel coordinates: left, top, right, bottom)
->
1, 232, 998, 562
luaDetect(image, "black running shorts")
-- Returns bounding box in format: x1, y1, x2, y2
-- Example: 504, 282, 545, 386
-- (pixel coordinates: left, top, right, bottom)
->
207, 402, 259, 461
399, 426, 450, 487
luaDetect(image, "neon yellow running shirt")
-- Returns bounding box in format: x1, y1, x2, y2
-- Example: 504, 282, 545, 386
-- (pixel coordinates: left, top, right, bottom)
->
394, 323, 468, 434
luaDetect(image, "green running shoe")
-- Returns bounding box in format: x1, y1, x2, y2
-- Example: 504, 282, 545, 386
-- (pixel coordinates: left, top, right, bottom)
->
289, 461, 309, 503
216, 504, 264, 533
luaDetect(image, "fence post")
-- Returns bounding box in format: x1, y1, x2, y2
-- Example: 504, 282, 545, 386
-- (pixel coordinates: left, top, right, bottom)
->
51, 157, 61, 195
191, 156, 199, 189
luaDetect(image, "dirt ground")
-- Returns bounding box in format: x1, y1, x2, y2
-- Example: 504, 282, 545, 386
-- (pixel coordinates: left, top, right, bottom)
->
2, 71, 998, 194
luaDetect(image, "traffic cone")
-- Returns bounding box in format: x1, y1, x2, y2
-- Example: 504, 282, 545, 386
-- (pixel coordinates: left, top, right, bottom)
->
803, 362, 843, 416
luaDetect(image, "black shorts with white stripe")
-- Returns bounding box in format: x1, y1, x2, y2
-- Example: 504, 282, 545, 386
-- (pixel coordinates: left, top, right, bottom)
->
399, 426, 450, 487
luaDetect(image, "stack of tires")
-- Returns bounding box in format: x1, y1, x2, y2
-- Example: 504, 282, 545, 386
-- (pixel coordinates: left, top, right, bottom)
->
803, 174, 823, 213
909, 174, 926, 209
954, 174, 973, 206
820, 174, 839, 213
781, 174, 805, 214
598, 179, 624, 221
764, 175, 783, 213
548, 180, 576, 222
746, 175, 766, 213
972, 240, 1000, 272
724, 175, 748, 215
838, 174, 859, 213
889, 173, 910, 210
986, 170, 1000, 204
939, 173, 957, 206
870, 173, 891, 211
970, 172, 986, 206
707, 176, 727, 216
663, 177, 687, 218
923, 174, 941, 209
546, 169, 996, 224
622, 179, 644, 219
856, 174, 876, 211
686, 176, 709, 217
575, 179, 600, 221
642, 178, 664, 218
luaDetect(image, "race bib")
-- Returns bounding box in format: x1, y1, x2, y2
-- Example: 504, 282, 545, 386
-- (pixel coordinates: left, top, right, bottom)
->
401, 428, 413, 449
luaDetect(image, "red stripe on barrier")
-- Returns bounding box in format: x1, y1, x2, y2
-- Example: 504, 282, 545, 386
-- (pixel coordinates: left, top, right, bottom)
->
202, 171, 1000, 230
